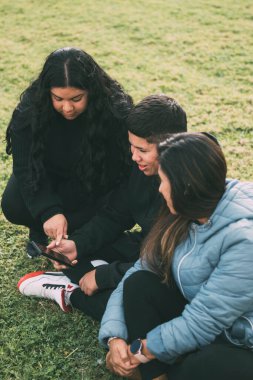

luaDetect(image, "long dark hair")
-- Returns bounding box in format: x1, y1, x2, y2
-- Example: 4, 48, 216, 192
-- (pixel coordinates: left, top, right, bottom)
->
6, 47, 133, 192
141, 132, 227, 283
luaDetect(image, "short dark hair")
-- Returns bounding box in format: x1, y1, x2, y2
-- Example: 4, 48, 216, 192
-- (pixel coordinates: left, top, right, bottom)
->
127, 94, 187, 141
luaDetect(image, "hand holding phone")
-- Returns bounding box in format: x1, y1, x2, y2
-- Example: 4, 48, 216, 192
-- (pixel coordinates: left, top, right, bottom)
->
30, 241, 74, 268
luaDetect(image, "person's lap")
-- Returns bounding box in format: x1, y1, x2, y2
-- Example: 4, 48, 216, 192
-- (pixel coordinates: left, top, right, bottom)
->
64, 232, 141, 319
63, 231, 141, 283
168, 339, 253, 380
122, 271, 253, 380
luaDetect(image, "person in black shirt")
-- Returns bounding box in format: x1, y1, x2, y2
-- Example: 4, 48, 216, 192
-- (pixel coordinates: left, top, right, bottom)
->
1, 47, 133, 255
17, 95, 187, 320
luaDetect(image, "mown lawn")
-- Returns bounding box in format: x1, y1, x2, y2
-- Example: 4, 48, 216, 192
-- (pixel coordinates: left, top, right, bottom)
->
0, 1, 252, 379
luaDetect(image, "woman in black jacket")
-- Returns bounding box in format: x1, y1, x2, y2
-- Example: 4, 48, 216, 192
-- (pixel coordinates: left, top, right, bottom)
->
1, 47, 133, 255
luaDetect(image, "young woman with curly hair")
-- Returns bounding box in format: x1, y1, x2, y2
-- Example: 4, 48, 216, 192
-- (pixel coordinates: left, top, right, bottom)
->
1, 47, 133, 255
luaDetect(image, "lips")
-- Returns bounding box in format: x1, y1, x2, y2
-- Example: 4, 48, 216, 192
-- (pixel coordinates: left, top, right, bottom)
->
138, 164, 147, 171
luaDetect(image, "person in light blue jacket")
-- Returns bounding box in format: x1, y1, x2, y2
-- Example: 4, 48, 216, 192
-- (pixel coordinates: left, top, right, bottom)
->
99, 132, 253, 380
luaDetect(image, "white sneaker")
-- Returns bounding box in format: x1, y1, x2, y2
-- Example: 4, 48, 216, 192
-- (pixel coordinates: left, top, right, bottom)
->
17, 271, 78, 312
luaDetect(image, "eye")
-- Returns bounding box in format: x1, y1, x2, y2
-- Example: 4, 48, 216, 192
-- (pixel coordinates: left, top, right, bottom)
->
54, 96, 62, 101
51, 94, 62, 101
72, 96, 83, 102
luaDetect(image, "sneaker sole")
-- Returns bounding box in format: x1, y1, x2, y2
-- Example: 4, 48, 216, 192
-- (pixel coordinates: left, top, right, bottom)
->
17, 271, 72, 313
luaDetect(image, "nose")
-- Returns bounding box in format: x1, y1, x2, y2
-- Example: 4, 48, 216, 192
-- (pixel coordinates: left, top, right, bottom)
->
63, 101, 74, 113
131, 147, 141, 162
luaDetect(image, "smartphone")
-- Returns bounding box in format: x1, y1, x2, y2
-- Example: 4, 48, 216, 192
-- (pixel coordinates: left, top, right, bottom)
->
30, 241, 74, 268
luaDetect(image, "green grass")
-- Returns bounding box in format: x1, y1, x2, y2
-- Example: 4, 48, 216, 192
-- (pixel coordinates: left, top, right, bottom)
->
0, 0, 253, 379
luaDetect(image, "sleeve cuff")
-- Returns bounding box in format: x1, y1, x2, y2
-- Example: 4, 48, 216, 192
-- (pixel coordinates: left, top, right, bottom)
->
95, 265, 111, 289
40, 207, 64, 224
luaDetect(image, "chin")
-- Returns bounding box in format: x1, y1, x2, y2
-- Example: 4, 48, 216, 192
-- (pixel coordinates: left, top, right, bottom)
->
64, 115, 77, 120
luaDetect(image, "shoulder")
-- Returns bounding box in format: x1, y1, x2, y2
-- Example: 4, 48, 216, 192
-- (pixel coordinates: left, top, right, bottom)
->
212, 180, 253, 229
10, 89, 34, 131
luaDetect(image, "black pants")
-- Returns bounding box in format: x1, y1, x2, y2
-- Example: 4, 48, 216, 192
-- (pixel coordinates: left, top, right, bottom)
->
67, 233, 141, 321
123, 271, 253, 380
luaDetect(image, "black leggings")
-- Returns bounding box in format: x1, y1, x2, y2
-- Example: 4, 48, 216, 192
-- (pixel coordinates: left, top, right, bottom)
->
1, 174, 105, 238
123, 271, 253, 380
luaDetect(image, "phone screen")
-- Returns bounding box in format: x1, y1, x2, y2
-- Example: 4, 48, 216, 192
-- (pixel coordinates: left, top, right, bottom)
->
30, 241, 74, 267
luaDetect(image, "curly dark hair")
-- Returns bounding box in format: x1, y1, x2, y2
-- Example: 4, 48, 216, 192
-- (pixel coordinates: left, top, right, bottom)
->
6, 47, 133, 193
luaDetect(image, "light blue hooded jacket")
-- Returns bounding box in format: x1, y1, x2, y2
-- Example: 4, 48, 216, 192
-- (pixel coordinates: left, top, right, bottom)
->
99, 180, 253, 364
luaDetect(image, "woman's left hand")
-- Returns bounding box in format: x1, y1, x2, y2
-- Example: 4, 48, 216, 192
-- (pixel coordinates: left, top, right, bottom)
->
127, 339, 155, 364
139, 339, 156, 360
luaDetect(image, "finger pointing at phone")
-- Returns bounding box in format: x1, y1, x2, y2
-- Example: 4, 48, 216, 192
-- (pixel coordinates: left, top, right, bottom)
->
43, 214, 68, 245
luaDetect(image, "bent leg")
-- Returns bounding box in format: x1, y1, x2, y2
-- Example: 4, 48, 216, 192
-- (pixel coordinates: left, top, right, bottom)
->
2, 174, 40, 228
123, 270, 186, 339
70, 288, 113, 321
63, 232, 141, 285
123, 271, 186, 380
1, 174, 46, 244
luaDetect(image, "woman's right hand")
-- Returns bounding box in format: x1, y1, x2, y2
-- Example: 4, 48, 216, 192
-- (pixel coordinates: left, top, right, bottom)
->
47, 239, 78, 270
43, 213, 68, 244
106, 338, 139, 377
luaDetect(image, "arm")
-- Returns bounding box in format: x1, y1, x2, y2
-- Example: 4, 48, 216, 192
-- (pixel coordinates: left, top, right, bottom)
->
10, 111, 63, 223
70, 178, 136, 259
146, 223, 253, 364
76, 262, 135, 296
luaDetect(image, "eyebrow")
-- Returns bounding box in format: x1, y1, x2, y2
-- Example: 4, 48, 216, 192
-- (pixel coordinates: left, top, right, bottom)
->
129, 140, 151, 150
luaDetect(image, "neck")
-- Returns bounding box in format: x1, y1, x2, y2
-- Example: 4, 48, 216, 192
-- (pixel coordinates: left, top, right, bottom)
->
197, 217, 208, 224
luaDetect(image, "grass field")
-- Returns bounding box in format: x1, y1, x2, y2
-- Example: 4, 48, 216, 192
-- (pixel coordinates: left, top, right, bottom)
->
0, 1, 253, 379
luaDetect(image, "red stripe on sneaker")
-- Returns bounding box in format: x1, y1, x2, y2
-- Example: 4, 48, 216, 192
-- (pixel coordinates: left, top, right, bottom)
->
17, 271, 45, 289
61, 289, 72, 313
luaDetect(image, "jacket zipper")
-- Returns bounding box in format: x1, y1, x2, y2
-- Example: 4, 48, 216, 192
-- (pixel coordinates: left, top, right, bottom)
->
177, 226, 197, 298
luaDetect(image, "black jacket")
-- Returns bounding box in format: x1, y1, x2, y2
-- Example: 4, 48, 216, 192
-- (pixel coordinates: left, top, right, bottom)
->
70, 164, 163, 288
9, 96, 129, 224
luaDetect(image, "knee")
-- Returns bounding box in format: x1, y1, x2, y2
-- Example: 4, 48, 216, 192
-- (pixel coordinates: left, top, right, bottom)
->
1, 175, 26, 223
123, 270, 158, 299
1, 185, 12, 221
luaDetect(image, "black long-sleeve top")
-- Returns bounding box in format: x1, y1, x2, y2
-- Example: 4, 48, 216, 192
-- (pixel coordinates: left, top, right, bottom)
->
70, 164, 163, 288
9, 99, 128, 224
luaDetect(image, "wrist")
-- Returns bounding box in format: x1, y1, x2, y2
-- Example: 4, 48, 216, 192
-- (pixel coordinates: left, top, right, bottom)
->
129, 338, 151, 363
107, 337, 121, 348
141, 340, 155, 360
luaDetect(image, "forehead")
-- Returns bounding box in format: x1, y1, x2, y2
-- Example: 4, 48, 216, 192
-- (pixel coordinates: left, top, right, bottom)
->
50, 87, 86, 97
128, 131, 154, 149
